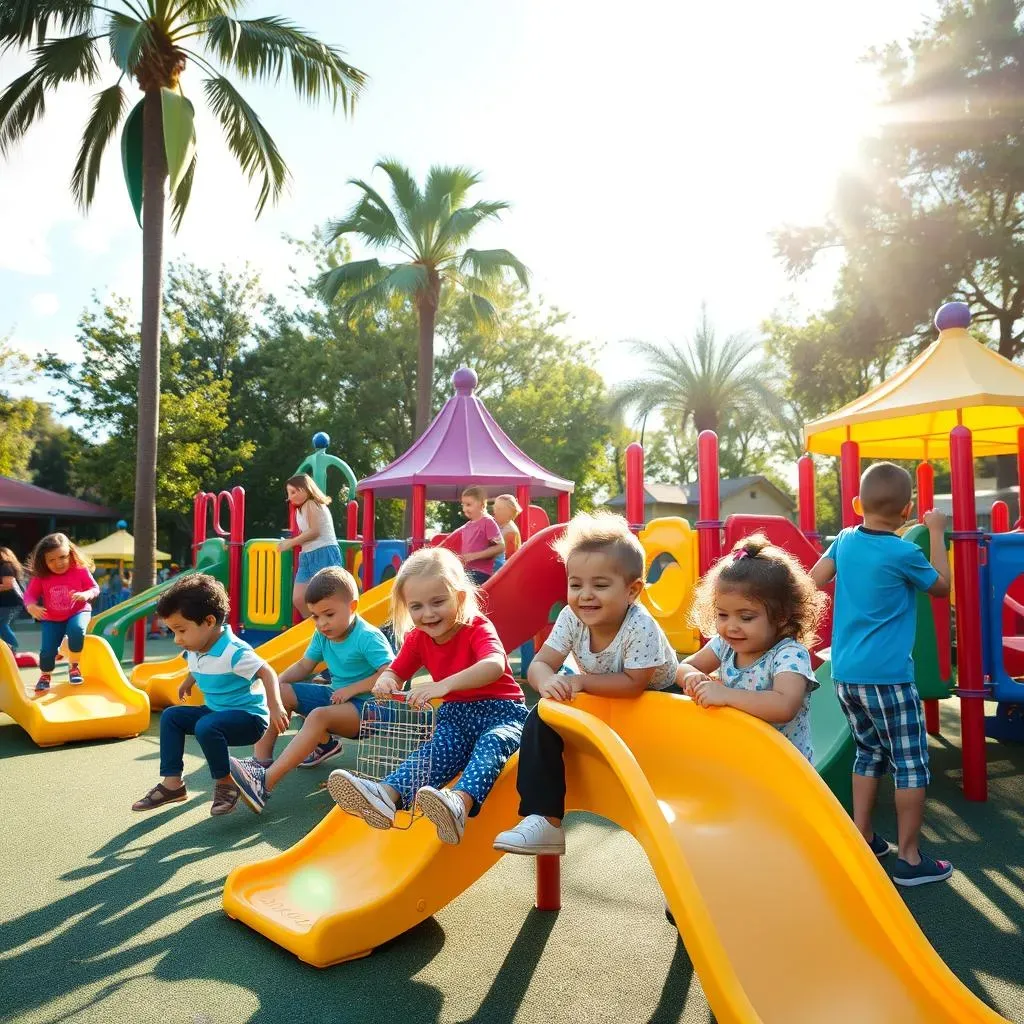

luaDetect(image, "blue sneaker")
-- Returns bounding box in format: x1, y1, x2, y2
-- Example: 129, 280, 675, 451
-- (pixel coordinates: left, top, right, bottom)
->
299, 737, 344, 768
892, 853, 953, 887
229, 756, 268, 814
869, 833, 892, 859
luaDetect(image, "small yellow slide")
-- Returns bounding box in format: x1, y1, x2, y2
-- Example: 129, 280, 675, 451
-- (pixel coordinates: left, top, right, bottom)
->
132, 578, 395, 709
0, 637, 150, 747
222, 692, 1005, 1023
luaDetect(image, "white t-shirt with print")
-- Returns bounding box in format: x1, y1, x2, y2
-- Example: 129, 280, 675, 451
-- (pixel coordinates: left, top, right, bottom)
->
708, 635, 818, 760
297, 500, 338, 553
546, 602, 677, 690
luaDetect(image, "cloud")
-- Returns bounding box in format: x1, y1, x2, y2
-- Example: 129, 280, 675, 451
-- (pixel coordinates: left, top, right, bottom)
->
30, 293, 59, 317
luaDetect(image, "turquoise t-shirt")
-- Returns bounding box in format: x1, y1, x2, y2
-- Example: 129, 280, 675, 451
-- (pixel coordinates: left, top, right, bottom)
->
186, 625, 269, 726
825, 526, 939, 685
304, 616, 394, 689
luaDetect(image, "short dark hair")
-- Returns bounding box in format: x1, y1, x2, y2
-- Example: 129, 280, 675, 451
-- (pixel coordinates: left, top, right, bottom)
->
306, 566, 359, 606
860, 462, 913, 518
156, 573, 229, 624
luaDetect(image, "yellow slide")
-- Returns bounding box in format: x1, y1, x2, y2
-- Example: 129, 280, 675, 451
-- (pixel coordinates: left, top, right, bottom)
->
0, 637, 150, 747
222, 692, 1004, 1022
132, 578, 395, 709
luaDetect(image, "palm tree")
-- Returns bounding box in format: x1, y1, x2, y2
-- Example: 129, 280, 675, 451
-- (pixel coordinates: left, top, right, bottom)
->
316, 160, 529, 438
0, 2, 364, 592
612, 307, 773, 439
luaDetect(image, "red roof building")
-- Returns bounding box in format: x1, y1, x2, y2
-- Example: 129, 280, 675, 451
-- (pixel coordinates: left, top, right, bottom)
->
0, 476, 119, 557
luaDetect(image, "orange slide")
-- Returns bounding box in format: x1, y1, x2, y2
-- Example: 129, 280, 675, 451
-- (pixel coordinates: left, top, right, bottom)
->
222, 528, 1003, 1022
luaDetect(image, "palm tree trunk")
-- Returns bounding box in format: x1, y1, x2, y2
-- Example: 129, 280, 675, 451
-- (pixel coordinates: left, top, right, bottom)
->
132, 90, 167, 595
414, 294, 438, 438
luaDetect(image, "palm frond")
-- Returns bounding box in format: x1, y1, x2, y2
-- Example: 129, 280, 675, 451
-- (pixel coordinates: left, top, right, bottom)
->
203, 74, 288, 216
0, 66, 45, 156
315, 258, 387, 304
71, 83, 127, 209
202, 15, 366, 112
31, 32, 101, 87
326, 181, 412, 254
109, 12, 152, 75
466, 291, 498, 322
422, 164, 479, 222
170, 151, 196, 232
375, 158, 425, 244
0, 0, 94, 52
459, 248, 529, 289
433, 200, 508, 254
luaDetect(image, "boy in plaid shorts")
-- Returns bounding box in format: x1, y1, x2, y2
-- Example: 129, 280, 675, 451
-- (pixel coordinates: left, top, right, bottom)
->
812, 462, 953, 886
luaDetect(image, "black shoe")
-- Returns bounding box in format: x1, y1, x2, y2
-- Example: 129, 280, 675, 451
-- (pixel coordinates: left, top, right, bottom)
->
664, 904, 675, 926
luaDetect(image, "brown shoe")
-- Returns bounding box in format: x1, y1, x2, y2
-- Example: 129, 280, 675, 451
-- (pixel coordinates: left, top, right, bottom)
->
132, 783, 188, 812
210, 783, 239, 816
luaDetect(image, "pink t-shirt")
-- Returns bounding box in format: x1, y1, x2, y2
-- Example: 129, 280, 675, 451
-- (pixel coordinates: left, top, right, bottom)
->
453, 514, 503, 575
24, 567, 99, 620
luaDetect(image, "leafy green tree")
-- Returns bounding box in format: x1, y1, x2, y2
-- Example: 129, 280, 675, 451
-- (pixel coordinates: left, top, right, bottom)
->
0, 338, 38, 478
315, 160, 529, 438
28, 405, 93, 497
0, 1, 364, 591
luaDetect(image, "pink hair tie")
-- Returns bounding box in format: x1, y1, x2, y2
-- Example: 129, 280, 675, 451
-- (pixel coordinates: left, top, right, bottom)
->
732, 548, 749, 561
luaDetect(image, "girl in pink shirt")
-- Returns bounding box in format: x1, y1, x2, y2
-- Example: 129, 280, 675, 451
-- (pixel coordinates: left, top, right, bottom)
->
23, 533, 100, 692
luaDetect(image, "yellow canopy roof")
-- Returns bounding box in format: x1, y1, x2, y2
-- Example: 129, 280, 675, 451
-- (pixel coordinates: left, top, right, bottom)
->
77, 529, 170, 562
803, 324, 1024, 459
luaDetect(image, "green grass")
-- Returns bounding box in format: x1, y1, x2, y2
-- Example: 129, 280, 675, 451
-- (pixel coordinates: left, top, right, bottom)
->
1, 626, 1022, 1024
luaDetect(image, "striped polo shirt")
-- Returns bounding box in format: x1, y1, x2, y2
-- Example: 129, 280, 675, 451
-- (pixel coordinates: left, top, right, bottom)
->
186, 625, 270, 725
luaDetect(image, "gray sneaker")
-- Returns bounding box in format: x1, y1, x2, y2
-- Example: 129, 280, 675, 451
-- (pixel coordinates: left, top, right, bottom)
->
493, 814, 566, 855
327, 769, 397, 829
416, 786, 467, 845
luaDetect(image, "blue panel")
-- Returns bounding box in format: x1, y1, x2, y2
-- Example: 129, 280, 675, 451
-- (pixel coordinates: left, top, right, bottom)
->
373, 540, 409, 586
982, 533, 1024, 702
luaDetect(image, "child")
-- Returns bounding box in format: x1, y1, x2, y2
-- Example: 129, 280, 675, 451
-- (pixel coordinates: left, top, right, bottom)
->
811, 462, 953, 887
131, 574, 288, 816
0, 546, 25, 653
23, 534, 99, 692
278, 474, 344, 617
326, 546, 527, 844
228, 566, 394, 813
449, 485, 505, 586
677, 534, 825, 761
493, 512, 677, 856
490, 493, 523, 572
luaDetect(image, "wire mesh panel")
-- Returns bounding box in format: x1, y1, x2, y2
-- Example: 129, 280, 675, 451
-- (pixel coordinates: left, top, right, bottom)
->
355, 695, 436, 829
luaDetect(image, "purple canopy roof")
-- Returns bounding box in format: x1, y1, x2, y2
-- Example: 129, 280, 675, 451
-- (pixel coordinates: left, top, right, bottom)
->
357, 368, 575, 500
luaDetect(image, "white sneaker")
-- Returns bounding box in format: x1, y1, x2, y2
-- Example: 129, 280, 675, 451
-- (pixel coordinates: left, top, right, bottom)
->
493, 814, 566, 855
416, 786, 467, 845
326, 769, 396, 829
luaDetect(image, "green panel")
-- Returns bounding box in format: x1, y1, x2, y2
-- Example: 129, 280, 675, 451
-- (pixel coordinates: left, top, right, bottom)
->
903, 524, 953, 699
811, 657, 854, 812
160, 88, 196, 195
120, 98, 144, 227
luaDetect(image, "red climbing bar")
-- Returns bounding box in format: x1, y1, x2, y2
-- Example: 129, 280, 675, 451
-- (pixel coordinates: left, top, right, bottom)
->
557, 491, 571, 524
535, 855, 561, 911
991, 500, 1010, 534
696, 431, 723, 574
346, 499, 359, 541
916, 462, 934, 520
950, 426, 987, 801
361, 489, 376, 592
797, 454, 818, 548
625, 442, 644, 532
840, 440, 862, 529
411, 484, 426, 552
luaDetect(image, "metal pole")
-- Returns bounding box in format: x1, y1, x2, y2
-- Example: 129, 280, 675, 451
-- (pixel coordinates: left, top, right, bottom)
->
840, 440, 862, 529
696, 431, 723, 574
625, 442, 645, 533
797, 454, 819, 548
362, 490, 376, 591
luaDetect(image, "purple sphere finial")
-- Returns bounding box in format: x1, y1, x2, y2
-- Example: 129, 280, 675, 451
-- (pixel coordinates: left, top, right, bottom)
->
452, 367, 478, 395
935, 301, 971, 331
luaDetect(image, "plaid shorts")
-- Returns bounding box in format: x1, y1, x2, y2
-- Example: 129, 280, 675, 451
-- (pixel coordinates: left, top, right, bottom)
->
834, 682, 930, 789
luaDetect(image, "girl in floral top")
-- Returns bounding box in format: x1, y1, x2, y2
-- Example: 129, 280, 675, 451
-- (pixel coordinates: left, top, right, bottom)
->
677, 533, 826, 761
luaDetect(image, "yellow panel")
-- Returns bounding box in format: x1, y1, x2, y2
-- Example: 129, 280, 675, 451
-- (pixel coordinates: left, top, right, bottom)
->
247, 541, 283, 627
638, 517, 700, 654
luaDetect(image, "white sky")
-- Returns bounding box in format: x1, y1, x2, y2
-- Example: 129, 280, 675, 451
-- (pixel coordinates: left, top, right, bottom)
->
0, 0, 937, 419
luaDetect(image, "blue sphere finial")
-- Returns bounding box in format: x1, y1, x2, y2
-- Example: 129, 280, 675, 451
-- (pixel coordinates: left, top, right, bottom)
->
452, 367, 478, 395
312, 431, 330, 450
116, 519, 128, 530
935, 302, 971, 331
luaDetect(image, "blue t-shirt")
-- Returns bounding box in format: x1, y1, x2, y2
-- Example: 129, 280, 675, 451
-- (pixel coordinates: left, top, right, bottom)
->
186, 626, 269, 725
304, 616, 394, 689
825, 527, 939, 685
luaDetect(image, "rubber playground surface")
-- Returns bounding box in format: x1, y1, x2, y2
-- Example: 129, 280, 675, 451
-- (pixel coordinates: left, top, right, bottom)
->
1, 629, 1022, 1024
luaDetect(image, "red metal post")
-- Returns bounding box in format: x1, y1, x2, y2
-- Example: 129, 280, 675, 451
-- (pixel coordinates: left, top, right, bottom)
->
916, 462, 934, 522
346, 499, 359, 541
516, 486, 532, 544
696, 431, 723, 574
950, 426, 987, 801
535, 855, 561, 911
625, 442, 645, 532
225, 486, 245, 633
133, 618, 146, 665
991, 500, 1010, 534
411, 484, 427, 552
797, 454, 818, 547
362, 489, 376, 591
557, 491, 571, 524
840, 440, 862, 528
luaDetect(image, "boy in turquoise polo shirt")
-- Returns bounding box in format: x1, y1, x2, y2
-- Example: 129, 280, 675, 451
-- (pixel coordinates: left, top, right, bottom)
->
812, 462, 952, 886
230, 566, 394, 813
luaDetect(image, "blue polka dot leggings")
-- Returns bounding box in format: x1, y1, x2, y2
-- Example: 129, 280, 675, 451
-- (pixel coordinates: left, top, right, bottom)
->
384, 698, 528, 816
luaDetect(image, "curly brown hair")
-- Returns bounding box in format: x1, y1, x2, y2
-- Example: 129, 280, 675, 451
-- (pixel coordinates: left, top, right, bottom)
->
689, 533, 825, 648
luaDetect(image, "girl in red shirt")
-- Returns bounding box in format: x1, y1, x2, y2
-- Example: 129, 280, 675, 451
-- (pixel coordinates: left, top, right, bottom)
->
23, 533, 100, 692
327, 547, 526, 845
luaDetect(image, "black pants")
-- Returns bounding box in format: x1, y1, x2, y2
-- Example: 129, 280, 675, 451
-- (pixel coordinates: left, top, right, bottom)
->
516, 705, 567, 818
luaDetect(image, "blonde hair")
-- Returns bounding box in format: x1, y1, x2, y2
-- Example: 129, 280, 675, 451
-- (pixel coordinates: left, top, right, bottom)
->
390, 547, 480, 644
493, 493, 522, 516
689, 533, 825, 648
461, 485, 487, 503
286, 473, 331, 506
552, 511, 645, 582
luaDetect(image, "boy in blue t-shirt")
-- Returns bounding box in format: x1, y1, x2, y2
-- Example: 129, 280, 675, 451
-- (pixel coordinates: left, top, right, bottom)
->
229, 566, 394, 813
811, 462, 953, 886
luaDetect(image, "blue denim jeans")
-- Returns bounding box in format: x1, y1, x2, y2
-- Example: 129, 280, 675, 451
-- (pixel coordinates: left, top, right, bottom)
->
159, 705, 267, 780
39, 612, 90, 672
0, 606, 20, 650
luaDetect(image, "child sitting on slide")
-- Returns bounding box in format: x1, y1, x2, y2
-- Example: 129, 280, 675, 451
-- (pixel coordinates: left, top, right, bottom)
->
493, 512, 677, 856
228, 566, 394, 813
